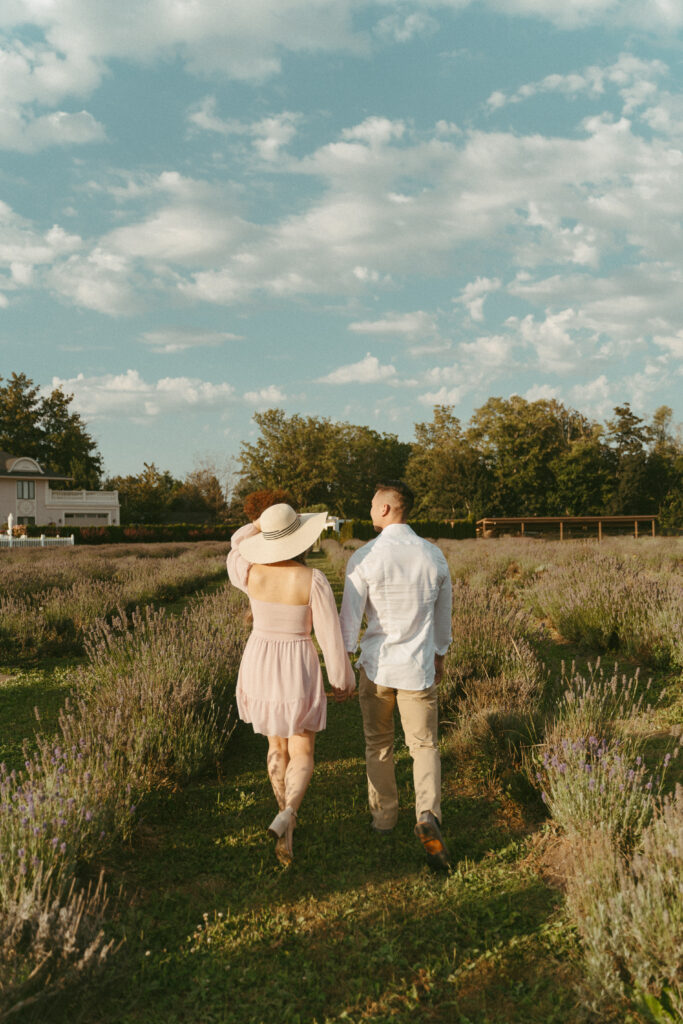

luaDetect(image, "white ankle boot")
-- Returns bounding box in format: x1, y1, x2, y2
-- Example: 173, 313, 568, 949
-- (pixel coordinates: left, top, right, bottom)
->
267, 806, 296, 839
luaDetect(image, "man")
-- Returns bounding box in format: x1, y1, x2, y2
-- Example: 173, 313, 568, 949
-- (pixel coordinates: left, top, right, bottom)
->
340, 480, 453, 870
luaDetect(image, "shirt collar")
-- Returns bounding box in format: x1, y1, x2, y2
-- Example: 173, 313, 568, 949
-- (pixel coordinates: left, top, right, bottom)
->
378, 523, 413, 535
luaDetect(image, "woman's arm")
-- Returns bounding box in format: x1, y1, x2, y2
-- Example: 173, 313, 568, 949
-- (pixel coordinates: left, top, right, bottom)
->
310, 570, 356, 698
226, 521, 260, 595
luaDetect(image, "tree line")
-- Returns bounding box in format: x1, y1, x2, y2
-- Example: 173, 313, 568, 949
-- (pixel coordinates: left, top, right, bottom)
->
2, 373, 681, 528
238, 401, 682, 527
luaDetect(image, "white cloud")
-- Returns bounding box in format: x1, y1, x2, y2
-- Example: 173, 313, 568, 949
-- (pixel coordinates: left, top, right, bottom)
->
570, 374, 613, 416
318, 353, 397, 384
47, 249, 138, 316
348, 311, 438, 339
188, 99, 301, 161
49, 370, 234, 419
140, 329, 244, 353
243, 385, 288, 404
0, 108, 106, 153
341, 117, 406, 146
653, 330, 683, 360
516, 309, 585, 373
375, 11, 439, 43
524, 383, 561, 401
456, 276, 501, 321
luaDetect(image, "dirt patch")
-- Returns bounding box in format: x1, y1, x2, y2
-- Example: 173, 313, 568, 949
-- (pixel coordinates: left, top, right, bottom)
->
524, 828, 576, 890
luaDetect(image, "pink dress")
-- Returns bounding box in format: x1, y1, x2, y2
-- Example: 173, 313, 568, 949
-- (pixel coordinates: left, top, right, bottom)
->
227, 523, 356, 737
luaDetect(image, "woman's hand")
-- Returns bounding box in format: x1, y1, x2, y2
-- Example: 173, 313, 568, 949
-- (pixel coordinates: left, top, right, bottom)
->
329, 686, 350, 703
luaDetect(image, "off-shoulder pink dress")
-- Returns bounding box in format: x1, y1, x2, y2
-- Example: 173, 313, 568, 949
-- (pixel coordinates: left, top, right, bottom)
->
227, 523, 356, 737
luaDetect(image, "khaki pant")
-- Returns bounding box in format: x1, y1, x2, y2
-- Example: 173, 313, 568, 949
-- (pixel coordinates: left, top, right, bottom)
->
358, 667, 441, 830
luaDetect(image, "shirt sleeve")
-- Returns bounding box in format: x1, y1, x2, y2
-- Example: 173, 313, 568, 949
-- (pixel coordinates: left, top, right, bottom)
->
339, 553, 368, 653
226, 522, 258, 595
433, 554, 453, 655
310, 571, 356, 693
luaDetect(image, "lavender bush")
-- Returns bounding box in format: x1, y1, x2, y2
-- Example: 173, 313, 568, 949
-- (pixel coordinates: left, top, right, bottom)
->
531, 551, 683, 669
565, 786, 682, 1023
0, 580, 247, 1014
440, 582, 547, 761
0, 543, 229, 660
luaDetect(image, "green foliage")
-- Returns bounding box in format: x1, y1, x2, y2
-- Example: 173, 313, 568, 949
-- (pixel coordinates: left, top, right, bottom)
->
0, 372, 103, 487
406, 405, 491, 519
26, 522, 236, 543
339, 518, 475, 541
238, 408, 410, 517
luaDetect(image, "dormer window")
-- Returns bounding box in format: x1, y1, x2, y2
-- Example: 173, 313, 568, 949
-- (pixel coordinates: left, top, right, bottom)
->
17, 481, 35, 499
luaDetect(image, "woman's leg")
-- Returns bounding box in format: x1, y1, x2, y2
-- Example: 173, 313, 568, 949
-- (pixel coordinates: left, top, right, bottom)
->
266, 735, 289, 811
284, 730, 316, 813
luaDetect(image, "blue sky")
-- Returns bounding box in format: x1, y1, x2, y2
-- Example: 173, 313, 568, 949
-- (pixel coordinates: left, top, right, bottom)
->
1, 1, 682, 483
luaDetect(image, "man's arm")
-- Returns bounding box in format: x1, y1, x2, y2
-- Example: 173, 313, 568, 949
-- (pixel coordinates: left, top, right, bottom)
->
339, 556, 368, 655
433, 559, 453, 676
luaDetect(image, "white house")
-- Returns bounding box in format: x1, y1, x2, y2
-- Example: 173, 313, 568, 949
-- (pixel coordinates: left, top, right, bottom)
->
0, 452, 120, 528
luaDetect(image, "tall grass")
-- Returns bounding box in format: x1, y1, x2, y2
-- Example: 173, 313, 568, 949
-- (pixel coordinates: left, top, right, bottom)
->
0, 582, 247, 1016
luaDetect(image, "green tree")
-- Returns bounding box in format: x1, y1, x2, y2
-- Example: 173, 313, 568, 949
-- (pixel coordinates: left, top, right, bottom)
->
405, 406, 489, 518
605, 403, 654, 513
40, 387, 103, 488
0, 372, 103, 487
466, 396, 593, 515
106, 463, 180, 524
237, 409, 410, 517
171, 468, 228, 524
0, 373, 47, 457
552, 432, 614, 515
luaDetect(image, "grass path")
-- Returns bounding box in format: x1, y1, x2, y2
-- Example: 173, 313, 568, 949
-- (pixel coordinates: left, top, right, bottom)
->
32, 553, 585, 1024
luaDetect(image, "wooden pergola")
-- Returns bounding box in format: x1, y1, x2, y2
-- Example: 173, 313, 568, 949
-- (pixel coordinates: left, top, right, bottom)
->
476, 515, 658, 541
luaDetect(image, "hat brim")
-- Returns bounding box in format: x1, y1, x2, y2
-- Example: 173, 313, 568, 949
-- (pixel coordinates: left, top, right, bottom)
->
238, 511, 328, 565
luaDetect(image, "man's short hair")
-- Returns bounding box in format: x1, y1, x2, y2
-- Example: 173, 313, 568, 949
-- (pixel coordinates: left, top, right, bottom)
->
374, 480, 414, 517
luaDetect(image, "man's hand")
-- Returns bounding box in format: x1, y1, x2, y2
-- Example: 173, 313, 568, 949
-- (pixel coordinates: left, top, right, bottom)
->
329, 686, 350, 703
434, 654, 445, 686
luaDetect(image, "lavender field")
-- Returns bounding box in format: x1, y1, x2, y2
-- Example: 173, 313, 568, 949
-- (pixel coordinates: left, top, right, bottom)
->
0, 536, 681, 1023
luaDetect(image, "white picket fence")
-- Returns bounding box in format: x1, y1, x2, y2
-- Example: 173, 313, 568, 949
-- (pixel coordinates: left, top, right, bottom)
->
0, 535, 75, 549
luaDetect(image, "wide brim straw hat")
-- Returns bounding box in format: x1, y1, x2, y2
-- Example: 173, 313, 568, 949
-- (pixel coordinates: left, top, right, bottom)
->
239, 503, 328, 564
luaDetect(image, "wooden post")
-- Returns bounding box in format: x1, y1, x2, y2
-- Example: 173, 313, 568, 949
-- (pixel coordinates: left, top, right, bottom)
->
652, 518, 656, 538
598, 521, 602, 543
559, 521, 564, 541
521, 521, 525, 536
635, 520, 639, 539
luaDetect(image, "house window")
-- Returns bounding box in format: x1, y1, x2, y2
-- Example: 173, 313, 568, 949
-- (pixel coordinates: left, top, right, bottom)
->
64, 513, 109, 521
17, 481, 35, 499
17, 516, 35, 525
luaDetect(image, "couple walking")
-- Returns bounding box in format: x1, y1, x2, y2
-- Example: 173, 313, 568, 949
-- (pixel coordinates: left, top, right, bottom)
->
227, 481, 453, 870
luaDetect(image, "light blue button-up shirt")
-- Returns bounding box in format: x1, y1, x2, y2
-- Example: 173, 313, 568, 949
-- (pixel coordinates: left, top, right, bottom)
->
339, 523, 453, 690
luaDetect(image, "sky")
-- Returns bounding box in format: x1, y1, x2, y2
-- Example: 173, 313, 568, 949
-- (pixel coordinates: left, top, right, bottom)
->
1, 0, 682, 482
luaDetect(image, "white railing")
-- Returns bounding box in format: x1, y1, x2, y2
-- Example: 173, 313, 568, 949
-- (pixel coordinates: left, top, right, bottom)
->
0, 535, 75, 549
46, 489, 119, 506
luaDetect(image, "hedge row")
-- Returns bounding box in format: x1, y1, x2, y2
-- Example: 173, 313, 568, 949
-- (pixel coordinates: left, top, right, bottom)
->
26, 523, 237, 545
337, 518, 476, 542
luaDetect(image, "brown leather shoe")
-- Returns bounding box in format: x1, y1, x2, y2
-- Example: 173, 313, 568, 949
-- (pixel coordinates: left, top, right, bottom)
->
414, 812, 450, 870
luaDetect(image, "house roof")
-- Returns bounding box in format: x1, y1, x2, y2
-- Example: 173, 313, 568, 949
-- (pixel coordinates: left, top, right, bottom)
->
0, 451, 72, 481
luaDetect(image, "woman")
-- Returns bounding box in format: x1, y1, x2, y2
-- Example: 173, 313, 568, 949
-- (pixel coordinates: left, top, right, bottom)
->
227, 503, 355, 864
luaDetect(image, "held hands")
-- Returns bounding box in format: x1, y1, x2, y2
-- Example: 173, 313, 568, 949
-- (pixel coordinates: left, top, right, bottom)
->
328, 686, 351, 703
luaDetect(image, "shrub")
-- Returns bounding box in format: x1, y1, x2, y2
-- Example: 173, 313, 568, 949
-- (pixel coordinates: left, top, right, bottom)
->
531, 551, 683, 669
339, 518, 475, 542
441, 583, 546, 763
565, 786, 683, 1022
